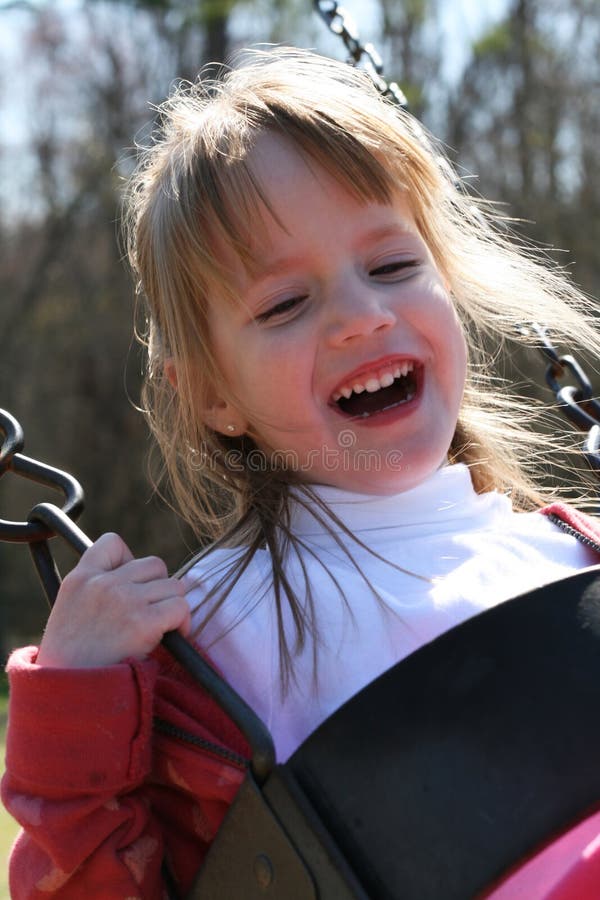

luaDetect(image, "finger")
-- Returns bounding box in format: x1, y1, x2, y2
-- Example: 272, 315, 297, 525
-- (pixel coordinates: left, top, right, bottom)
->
117, 555, 170, 585
178, 604, 192, 638
146, 593, 191, 639
130, 577, 185, 604
80, 532, 135, 573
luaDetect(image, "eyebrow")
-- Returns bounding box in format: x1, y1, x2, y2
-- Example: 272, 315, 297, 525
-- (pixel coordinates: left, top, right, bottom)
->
358, 222, 417, 245
247, 253, 305, 282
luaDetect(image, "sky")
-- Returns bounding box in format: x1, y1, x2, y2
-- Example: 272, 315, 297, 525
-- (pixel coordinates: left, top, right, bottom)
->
0, 1, 512, 142
0, 1, 511, 79
0, 0, 510, 218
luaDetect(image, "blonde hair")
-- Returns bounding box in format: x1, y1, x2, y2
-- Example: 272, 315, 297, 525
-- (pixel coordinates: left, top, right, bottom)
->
124, 46, 600, 674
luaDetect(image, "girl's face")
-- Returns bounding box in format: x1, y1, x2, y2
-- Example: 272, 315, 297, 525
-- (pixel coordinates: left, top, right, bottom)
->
205, 133, 467, 495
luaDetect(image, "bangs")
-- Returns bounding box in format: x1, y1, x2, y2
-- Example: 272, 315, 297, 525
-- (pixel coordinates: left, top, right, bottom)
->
192, 114, 401, 287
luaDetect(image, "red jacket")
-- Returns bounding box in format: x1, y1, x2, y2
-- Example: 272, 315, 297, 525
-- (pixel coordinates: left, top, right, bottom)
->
2, 644, 250, 898
3, 502, 600, 899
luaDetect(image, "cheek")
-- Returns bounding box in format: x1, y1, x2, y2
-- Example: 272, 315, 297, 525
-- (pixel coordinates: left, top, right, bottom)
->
230, 344, 312, 430
253, 330, 316, 388
427, 296, 467, 393
455, 321, 468, 368
446, 317, 468, 382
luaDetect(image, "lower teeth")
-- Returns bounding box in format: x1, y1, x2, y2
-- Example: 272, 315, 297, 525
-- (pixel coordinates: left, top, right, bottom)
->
359, 388, 416, 417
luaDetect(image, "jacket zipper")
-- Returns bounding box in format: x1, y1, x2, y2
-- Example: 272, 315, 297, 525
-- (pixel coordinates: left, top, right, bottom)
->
546, 512, 600, 556
153, 716, 249, 769
154, 718, 248, 900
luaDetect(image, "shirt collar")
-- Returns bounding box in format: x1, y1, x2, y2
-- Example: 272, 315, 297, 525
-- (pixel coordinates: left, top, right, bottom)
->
289, 464, 510, 538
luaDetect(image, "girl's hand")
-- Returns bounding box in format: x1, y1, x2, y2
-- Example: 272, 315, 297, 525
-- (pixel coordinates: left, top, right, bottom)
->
36, 532, 190, 668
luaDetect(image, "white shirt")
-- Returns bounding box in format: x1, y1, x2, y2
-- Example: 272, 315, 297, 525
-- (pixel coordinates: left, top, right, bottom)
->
184, 464, 598, 761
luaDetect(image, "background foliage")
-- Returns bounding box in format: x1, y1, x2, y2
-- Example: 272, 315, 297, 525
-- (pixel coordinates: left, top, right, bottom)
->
1, 0, 599, 654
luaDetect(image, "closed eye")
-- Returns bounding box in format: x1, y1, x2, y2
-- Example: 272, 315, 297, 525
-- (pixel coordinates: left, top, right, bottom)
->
369, 260, 420, 278
256, 295, 307, 323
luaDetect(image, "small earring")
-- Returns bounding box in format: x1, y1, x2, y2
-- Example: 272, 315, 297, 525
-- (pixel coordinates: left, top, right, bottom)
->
226, 424, 236, 433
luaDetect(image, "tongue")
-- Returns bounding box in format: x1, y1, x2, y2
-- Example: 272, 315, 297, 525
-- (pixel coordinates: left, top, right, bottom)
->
337, 375, 415, 417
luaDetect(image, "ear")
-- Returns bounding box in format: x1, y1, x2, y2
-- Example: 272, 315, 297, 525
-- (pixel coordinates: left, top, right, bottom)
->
202, 392, 248, 438
166, 358, 248, 436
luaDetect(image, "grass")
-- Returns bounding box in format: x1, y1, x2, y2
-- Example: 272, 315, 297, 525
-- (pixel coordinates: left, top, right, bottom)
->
0, 675, 19, 900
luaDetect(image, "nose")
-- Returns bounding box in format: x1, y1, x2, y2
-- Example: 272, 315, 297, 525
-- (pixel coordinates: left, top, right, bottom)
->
324, 278, 396, 347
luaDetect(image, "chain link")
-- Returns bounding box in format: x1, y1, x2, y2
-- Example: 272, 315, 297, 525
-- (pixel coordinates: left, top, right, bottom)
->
517, 324, 600, 472
313, 1, 408, 107
0, 408, 85, 544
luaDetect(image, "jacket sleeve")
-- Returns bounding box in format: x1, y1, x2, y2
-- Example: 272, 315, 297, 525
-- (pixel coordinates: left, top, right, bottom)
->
1, 646, 167, 899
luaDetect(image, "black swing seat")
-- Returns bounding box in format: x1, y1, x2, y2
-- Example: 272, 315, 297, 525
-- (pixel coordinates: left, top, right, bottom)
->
188, 566, 600, 899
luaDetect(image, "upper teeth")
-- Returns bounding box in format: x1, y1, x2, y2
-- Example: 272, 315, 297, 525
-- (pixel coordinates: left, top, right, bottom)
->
332, 361, 414, 402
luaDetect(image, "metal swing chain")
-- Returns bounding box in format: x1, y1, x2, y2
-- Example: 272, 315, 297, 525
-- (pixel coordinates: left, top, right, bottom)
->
313, 0, 409, 107
518, 323, 600, 471
314, 0, 600, 481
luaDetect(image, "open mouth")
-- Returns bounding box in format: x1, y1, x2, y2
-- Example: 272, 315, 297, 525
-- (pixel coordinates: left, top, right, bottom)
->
331, 360, 420, 419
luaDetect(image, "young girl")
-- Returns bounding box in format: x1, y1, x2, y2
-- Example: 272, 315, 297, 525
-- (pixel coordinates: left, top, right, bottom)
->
4, 46, 600, 899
